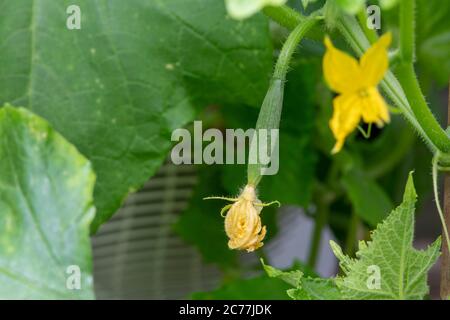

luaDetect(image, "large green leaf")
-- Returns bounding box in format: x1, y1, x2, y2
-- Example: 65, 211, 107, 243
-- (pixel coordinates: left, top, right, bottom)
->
0, 106, 95, 299
0, 0, 272, 231
331, 173, 441, 300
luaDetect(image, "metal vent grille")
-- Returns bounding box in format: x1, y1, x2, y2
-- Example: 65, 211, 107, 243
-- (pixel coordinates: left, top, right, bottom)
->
92, 162, 221, 299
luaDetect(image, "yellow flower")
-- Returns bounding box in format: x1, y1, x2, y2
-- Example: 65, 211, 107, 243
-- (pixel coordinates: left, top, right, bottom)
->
224, 185, 266, 252
204, 185, 279, 252
323, 33, 392, 154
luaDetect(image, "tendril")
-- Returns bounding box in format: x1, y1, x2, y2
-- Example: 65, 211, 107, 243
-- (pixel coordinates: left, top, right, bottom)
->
432, 152, 450, 256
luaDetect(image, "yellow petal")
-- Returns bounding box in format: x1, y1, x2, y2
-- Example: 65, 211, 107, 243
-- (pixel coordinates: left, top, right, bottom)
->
360, 32, 392, 87
329, 93, 362, 154
360, 87, 390, 125
323, 36, 362, 94
245, 226, 266, 252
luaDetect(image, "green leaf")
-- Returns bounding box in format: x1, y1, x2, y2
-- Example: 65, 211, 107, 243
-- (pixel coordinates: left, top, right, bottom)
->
0, 106, 95, 299
225, 0, 288, 19
342, 168, 393, 227
192, 274, 291, 299
263, 173, 440, 300
287, 278, 342, 300
261, 259, 303, 287
331, 173, 441, 300
0, 0, 272, 232
262, 260, 342, 300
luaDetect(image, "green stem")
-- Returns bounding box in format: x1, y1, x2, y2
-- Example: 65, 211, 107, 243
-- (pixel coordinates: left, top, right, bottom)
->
262, 5, 323, 40
262, 5, 303, 30
273, 17, 319, 80
396, 65, 450, 153
247, 15, 320, 186
395, 0, 450, 154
